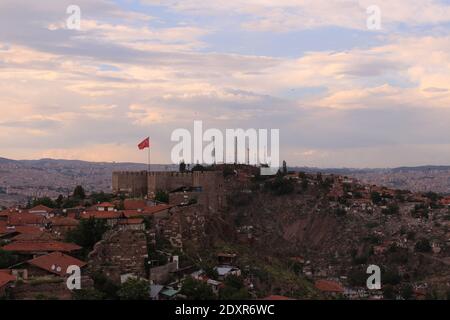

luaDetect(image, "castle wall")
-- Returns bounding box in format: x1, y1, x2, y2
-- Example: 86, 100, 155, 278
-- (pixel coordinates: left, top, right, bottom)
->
147, 172, 193, 195
112, 171, 148, 197
113, 170, 226, 213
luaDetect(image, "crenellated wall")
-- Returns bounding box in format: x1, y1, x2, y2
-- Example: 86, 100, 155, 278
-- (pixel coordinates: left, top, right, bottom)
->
112, 171, 148, 197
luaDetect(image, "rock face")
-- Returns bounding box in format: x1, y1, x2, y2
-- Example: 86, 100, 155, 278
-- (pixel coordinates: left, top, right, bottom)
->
88, 229, 148, 283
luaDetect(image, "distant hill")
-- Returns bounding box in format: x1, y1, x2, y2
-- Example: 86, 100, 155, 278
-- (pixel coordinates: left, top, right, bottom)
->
0, 157, 177, 207
2, 157, 450, 207
290, 165, 450, 194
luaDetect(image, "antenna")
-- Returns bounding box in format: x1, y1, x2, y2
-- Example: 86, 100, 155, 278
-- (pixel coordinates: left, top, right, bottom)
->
234, 137, 237, 164
213, 136, 216, 165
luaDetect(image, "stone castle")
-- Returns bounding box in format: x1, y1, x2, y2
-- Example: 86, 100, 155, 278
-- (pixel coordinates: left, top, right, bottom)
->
112, 170, 225, 212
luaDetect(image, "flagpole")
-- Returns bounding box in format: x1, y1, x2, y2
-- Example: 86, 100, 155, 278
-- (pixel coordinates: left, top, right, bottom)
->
148, 143, 151, 173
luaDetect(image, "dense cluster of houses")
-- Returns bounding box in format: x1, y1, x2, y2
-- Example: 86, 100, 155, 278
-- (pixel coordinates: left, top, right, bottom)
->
0, 200, 173, 297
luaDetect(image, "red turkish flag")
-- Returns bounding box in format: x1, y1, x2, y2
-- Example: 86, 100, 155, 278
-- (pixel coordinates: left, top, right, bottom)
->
138, 137, 150, 150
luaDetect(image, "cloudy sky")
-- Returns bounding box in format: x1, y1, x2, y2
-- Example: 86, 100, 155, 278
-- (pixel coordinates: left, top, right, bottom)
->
1, 0, 450, 167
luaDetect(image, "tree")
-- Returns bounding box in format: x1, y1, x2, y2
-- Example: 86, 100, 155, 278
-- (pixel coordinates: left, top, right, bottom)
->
155, 189, 169, 204
400, 284, 414, 300
415, 238, 432, 253
118, 278, 149, 300
66, 217, 108, 252
282, 160, 287, 175
179, 160, 186, 173
382, 203, 400, 215
383, 284, 396, 300
30, 197, 55, 208
92, 272, 120, 300
0, 250, 21, 268
72, 288, 105, 300
55, 195, 64, 208
219, 275, 250, 300
181, 278, 215, 300
265, 177, 294, 196
73, 185, 86, 199
371, 192, 382, 205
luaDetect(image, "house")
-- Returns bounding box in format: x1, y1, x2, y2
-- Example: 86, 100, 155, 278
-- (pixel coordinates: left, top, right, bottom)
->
118, 218, 145, 231
47, 217, 79, 238
28, 205, 53, 217
0, 270, 16, 297
95, 202, 115, 212
13, 252, 86, 279
11, 231, 57, 242
207, 279, 223, 295
80, 211, 123, 227
0, 223, 43, 240
124, 199, 148, 210
160, 287, 180, 300
8, 213, 45, 227
2, 240, 81, 256
217, 253, 237, 266
314, 279, 344, 296
214, 266, 241, 280
123, 204, 172, 220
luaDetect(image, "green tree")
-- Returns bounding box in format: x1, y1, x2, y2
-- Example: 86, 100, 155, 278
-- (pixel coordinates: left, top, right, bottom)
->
72, 288, 105, 300
66, 217, 108, 252
219, 275, 250, 300
31, 197, 55, 208
179, 160, 186, 173
73, 185, 86, 199
155, 189, 169, 204
400, 284, 414, 300
415, 238, 432, 253
382, 203, 400, 215
265, 177, 294, 196
118, 278, 149, 300
181, 278, 215, 300
55, 195, 64, 208
0, 250, 21, 268
92, 272, 120, 300
282, 160, 287, 175
383, 284, 396, 300
371, 192, 382, 205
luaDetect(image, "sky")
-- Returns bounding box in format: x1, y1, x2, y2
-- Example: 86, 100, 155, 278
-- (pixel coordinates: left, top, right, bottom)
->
0, 0, 450, 168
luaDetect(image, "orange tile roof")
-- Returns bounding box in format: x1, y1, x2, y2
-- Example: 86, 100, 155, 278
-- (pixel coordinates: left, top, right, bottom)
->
2, 241, 81, 253
8, 213, 45, 226
12, 231, 56, 242
123, 204, 172, 218
29, 205, 52, 212
27, 252, 86, 276
0, 272, 15, 288
81, 211, 122, 220
124, 199, 147, 210
12, 225, 43, 235
0, 224, 42, 236
47, 217, 79, 227
96, 202, 115, 208
315, 280, 344, 293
